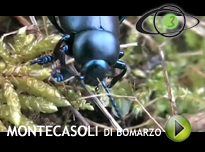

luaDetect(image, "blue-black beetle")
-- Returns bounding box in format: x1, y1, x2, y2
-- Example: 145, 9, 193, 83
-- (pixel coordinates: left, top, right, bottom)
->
31, 16, 127, 127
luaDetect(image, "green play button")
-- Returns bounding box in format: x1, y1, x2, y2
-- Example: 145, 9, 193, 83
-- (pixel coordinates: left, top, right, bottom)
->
174, 120, 184, 137
165, 115, 191, 142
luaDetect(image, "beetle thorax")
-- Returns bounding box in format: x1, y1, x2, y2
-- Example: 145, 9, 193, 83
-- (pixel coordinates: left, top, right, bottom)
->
73, 30, 120, 66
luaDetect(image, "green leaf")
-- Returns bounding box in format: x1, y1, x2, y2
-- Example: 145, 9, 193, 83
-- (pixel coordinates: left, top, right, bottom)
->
112, 98, 131, 117
132, 69, 146, 78
111, 80, 134, 117
0, 120, 7, 132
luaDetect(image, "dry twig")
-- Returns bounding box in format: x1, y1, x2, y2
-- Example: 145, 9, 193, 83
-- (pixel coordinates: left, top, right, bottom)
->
86, 119, 114, 130
158, 39, 178, 116
120, 42, 138, 49
29, 16, 38, 26
80, 84, 123, 131
123, 19, 157, 46
80, 93, 165, 132
13, 16, 31, 26
42, 16, 48, 36
70, 107, 89, 127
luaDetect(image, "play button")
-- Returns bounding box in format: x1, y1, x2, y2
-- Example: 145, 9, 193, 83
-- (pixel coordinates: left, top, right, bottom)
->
165, 115, 191, 142
174, 120, 184, 137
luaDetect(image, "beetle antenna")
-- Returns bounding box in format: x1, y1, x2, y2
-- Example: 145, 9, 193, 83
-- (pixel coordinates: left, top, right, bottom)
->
47, 16, 65, 34
101, 81, 126, 128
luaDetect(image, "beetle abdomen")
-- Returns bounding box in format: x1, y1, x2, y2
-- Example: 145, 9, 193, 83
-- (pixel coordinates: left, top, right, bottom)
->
73, 30, 120, 66
59, 16, 120, 36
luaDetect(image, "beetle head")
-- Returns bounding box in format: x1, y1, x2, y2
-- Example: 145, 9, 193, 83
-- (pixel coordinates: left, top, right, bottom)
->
82, 59, 109, 86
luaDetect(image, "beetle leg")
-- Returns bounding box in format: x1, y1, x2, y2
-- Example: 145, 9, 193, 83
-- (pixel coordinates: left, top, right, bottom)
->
51, 66, 77, 82
108, 60, 127, 88
51, 70, 64, 82
58, 45, 69, 66
101, 81, 126, 128
47, 16, 65, 34
30, 55, 53, 65
119, 16, 127, 24
119, 50, 125, 59
53, 34, 72, 66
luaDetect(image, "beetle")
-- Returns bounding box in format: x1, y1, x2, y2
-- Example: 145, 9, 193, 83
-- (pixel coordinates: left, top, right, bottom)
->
31, 16, 127, 127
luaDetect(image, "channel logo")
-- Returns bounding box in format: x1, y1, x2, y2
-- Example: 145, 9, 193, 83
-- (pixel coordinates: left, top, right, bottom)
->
136, 5, 200, 37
